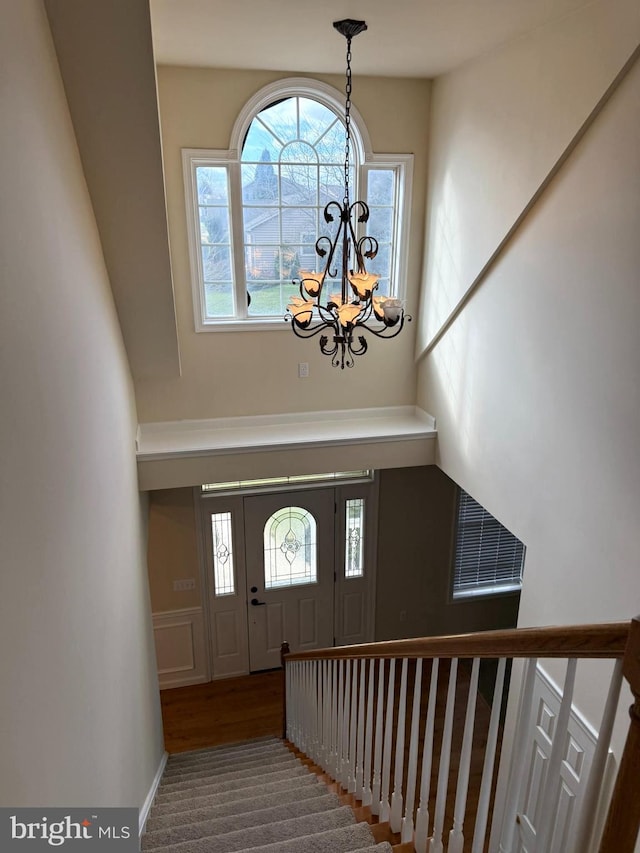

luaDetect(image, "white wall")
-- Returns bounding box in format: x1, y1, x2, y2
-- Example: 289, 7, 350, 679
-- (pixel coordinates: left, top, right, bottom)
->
417, 0, 640, 754
0, 0, 164, 808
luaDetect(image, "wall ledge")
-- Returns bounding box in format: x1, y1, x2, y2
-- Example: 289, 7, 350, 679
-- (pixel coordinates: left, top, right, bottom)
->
137, 406, 436, 462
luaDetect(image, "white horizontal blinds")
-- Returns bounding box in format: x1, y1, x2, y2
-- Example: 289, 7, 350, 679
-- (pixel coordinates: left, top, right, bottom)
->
453, 490, 525, 597
345, 498, 365, 578
194, 165, 235, 319
211, 511, 235, 596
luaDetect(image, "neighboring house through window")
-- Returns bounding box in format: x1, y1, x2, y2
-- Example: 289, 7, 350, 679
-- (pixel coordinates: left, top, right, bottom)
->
182, 79, 413, 331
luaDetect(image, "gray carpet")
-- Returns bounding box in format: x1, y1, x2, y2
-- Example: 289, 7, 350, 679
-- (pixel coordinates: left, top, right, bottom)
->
143, 737, 393, 852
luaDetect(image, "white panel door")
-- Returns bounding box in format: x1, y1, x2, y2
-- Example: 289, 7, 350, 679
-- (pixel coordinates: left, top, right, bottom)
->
514, 665, 600, 853
244, 489, 335, 671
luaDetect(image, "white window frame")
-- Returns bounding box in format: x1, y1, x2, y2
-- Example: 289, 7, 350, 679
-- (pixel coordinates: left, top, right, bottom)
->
182, 78, 413, 333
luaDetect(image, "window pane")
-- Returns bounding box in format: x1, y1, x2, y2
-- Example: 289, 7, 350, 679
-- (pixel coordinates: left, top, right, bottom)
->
202, 245, 232, 280
264, 506, 317, 589
453, 490, 525, 597
211, 512, 235, 596
367, 169, 394, 205
258, 99, 298, 145
197, 167, 229, 204
242, 161, 279, 205
194, 165, 234, 320
299, 99, 337, 145
345, 498, 365, 578
242, 121, 283, 163
368, 207, 394, 242
204, 282, 234, 318
316, 120, 347, 162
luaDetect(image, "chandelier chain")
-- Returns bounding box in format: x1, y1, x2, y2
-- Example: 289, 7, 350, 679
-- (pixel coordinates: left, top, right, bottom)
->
344, 36, 352, 207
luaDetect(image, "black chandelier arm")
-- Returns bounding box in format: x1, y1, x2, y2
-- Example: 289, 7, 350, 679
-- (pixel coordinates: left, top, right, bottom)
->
323, 201, 344, 225
356, 235, 379, 267
349, 199, 370, 225
357, 313, 412, 339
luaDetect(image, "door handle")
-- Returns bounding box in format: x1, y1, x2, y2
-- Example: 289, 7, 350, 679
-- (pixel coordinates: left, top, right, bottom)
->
250, 597, 267, 606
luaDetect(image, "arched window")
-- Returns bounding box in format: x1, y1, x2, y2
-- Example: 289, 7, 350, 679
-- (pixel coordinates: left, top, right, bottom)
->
183, 79, 413, 331
263, 506, 317, 589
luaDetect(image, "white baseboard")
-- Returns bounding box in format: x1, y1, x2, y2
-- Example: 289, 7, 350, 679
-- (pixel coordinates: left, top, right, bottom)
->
139, 750, 168, 836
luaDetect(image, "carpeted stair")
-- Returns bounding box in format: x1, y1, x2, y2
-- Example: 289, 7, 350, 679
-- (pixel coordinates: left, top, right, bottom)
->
143, 737, 393, 852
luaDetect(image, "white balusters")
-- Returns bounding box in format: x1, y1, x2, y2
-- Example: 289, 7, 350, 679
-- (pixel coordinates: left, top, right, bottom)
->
571, 658, 623, 853
330, 659, 338, 777
390, 658, 409, 832
371, 658, 385, 815
428, 657, 459, 853
355, 658, 366, 798
471, 657, 507, 853
402, 658, 423, 843
342, 659, 352, 787
349, 659, 359, 792
362, 658, 375, 807
533, 658, 577, 853
337, 659, 345, 781
448, 657, 480, 853
415, 658, 440, 853
497, 657, 538, 853
380, 657, 396, 821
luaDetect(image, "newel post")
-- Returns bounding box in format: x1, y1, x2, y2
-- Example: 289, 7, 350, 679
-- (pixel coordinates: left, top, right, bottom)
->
281, 641, 290, 740
599, 616, 640, 852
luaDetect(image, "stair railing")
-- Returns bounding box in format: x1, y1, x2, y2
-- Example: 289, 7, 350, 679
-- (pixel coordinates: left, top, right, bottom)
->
281, 618, 638, 853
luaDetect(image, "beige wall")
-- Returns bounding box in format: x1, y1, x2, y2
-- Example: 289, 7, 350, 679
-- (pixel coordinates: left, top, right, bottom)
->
44, 0, 180, 381
134, 66, 430, 423
375, 466, 519, 641
0, 0, 164, 808
416, 0, 640, 756
148, 489, 201, 612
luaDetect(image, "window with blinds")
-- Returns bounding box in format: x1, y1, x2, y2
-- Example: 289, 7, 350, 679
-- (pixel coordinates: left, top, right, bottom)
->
452, 489, 525, 598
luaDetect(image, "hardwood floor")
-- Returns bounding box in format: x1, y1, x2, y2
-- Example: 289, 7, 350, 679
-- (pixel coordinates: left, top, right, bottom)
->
160, 670, 284, 754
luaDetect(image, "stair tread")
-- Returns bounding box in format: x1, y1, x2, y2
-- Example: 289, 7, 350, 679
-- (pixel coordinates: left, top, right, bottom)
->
231, 822, 376, 853
149, 773, 319, 816
160, 752, 296, 784
155, 764, 311, 802
142, 793, 341, 850
143, 806, 356, 853
146, 781, 328, 831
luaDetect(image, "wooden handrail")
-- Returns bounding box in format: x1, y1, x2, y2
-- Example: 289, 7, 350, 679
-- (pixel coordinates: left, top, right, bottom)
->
284, 621, 629, 662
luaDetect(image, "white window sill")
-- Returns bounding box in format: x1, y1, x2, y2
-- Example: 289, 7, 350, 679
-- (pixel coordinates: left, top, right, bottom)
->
197, 317, 392, 333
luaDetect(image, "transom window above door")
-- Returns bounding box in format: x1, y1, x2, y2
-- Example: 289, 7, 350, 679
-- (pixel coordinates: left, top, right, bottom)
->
182, 79, 413, 332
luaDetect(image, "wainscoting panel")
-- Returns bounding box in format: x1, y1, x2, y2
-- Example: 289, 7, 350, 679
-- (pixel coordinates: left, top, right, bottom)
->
153, 607, 208, 690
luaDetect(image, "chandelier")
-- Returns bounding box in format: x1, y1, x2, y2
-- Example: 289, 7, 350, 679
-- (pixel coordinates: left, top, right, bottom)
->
286, 19, 410, 370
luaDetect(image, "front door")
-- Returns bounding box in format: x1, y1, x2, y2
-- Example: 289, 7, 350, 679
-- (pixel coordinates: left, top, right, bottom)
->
243, 489, 335, 671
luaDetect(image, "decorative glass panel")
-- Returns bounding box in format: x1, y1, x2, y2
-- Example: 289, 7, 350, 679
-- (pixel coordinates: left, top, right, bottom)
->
264, 506, 317, 589
211, 512, 235, 596
345, 498, 365, 578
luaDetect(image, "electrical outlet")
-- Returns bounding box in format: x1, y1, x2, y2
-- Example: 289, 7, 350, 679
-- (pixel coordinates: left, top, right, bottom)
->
173, 578, 196, 592
399, 610, 407, 622
298, 362, 309, 378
